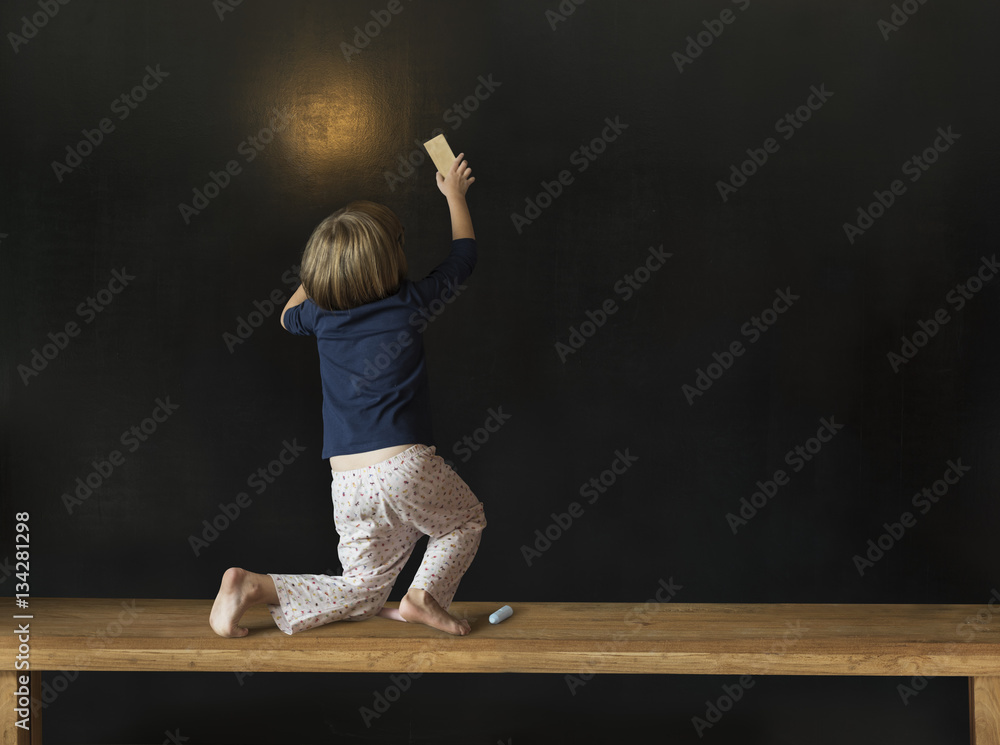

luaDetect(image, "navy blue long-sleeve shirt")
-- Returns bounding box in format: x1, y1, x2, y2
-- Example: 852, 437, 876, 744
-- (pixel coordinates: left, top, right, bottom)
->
282, 238, 476, 459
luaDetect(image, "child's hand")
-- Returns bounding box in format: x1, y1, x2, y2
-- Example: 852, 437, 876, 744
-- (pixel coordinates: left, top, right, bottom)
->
436, 153, 475, 199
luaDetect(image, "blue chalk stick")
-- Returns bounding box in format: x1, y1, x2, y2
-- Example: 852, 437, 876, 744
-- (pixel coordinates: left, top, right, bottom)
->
489, 605, 513, 624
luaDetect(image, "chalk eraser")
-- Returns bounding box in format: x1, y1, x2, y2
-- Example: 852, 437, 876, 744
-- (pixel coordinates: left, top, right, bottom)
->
489, 605, 513, 624
423, 134, 457, 177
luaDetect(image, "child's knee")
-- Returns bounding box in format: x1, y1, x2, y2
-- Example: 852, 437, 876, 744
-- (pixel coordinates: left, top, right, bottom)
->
467, 502, 487, 530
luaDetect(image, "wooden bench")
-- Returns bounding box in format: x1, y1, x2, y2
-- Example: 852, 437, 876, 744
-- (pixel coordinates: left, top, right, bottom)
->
3, 598, 999, 744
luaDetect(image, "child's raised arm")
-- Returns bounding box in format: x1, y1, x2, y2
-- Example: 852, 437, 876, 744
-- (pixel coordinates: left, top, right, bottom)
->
436, 153, 475, 241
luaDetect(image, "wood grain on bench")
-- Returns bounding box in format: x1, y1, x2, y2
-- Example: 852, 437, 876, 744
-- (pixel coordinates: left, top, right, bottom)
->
3, 598, 999, 675
4, 599, 999, 745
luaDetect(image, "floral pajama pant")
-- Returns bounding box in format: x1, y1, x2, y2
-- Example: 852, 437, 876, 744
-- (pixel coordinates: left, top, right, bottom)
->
267, 444, 487, 635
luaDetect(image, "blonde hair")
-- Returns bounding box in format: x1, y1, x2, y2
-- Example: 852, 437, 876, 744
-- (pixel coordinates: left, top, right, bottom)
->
300, 201, 407, 311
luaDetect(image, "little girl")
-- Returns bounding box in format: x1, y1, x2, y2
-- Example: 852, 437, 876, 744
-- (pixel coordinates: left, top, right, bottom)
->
210, 154, 486, 637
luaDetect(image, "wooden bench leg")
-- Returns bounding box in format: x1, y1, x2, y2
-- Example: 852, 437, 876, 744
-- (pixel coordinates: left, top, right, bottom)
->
971, 676, 1000, 745
0, 670, 41, 745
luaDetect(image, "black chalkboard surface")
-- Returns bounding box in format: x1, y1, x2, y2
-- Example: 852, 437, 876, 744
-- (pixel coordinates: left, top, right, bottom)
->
3, 1, 997, 742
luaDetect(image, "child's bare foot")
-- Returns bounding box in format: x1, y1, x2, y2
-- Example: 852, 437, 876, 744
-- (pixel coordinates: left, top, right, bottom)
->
399, 589, 471, 635
210, 567, 276, 638
377, 606, 406, 622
